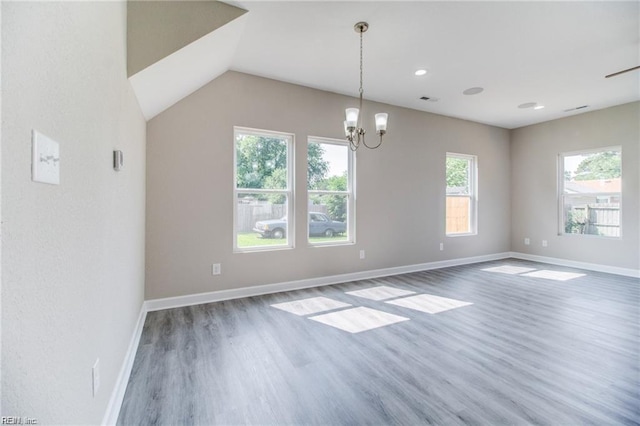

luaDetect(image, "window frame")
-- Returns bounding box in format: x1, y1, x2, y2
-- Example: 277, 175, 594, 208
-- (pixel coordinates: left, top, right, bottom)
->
558, 146, 622, 239
233, 126, 295, 252
445, 152, 478, 237
307, 136, 356, 246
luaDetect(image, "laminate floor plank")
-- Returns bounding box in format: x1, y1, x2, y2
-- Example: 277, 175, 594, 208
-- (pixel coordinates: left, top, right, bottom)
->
118, 260, 640, 425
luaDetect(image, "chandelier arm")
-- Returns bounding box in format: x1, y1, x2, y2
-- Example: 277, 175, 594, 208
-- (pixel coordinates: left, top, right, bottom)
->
362, 134, 383, 149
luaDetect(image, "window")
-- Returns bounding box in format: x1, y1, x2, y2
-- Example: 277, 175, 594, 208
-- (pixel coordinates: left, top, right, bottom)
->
234, 127, 293, 251
559, 147, 621, 237
446, 153, 477, 235
307, 138, 354, 245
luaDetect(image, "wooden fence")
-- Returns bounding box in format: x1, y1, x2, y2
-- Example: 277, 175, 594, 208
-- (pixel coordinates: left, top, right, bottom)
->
237, 203, 286, 232
569, 203, 620, 237
237, 203, 328, 232
239, 200, 619, 237
446, 197, 470, 234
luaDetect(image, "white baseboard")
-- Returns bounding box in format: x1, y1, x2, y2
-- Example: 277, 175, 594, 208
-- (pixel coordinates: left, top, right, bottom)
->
510, 252, 640, 278
102, 304, 148, 426
145, 252, 511, 312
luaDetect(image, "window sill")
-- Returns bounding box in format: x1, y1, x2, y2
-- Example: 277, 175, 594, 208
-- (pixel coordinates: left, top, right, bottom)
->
234, 246, 294, 254
446, 232, 477, 237
559, 233, 621, 240
309, 241, 355, 248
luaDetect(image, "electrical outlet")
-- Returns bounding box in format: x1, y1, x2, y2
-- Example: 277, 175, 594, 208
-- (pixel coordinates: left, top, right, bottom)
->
212, 263, 221, 275
439, 243, 444, 251
92, 359, 100, 397
524, 238, 530, 245
542, 240, 548, 247
359, 250, 365, 259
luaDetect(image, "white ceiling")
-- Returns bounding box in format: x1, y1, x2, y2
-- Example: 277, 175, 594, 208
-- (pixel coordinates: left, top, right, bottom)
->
223, 1, 639, 129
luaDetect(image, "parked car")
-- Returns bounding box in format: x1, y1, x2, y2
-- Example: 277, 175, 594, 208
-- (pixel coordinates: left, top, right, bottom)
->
253, 212, 346, 238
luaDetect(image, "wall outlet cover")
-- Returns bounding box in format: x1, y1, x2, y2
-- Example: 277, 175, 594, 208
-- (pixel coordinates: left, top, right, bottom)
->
212, 263, 221, 275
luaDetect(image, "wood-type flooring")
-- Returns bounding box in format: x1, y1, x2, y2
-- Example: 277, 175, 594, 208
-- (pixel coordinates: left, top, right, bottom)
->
118, 260, 639, 425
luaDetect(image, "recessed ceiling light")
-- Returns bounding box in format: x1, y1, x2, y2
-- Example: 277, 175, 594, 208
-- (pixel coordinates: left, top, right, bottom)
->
415, 69, 427, 76
534, 105, 545, 110
518, 102, 537, 109
463, 87, 484, 95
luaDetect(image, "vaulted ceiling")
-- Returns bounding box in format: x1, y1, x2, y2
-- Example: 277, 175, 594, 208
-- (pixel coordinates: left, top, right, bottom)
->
128, 1, 640, 129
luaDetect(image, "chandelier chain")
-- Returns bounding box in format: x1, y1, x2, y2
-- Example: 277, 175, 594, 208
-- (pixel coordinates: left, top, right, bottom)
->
359, 29, 364, 97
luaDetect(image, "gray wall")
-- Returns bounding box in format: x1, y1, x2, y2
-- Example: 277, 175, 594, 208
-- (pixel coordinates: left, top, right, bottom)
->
511, 102, 640, 270
146, 71, 511, 299
2, 2, 146, 423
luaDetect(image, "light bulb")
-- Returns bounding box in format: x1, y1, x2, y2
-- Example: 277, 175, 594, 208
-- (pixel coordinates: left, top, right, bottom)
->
375, 113, 388, 132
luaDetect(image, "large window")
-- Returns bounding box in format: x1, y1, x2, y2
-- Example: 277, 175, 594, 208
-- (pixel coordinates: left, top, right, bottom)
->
446, 153, 477, 236
307, 138, 354, 245
234, 127, 293, 251
559, 147, 621, 237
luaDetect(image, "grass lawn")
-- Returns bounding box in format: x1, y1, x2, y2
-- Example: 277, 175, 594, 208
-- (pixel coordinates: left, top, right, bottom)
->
237, 232, 348, 248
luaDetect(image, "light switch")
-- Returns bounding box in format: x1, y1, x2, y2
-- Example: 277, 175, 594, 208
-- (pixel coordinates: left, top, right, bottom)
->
32, 130, 60, 185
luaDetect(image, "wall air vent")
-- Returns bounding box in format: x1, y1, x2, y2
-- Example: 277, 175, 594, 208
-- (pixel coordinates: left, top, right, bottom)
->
564, 105, 589, 112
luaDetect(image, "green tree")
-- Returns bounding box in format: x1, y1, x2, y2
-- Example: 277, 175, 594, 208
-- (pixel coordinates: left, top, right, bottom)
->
236, 134, 329, 199
307, 143, 330, 189
446, 157, 469, 189
310, 173, 348, 222
314, 174, 347, 191
574, 151, 621, 181
325, 174, 347, 222
264, 168, 287, 204
236, 135, 288, 190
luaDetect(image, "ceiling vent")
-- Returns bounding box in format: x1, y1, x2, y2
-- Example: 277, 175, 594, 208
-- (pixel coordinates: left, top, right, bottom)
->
564, 105, 589, 112
419, 96, 439, 102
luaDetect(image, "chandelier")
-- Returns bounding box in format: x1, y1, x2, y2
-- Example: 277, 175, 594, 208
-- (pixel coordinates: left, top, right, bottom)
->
344, 21, 389, 150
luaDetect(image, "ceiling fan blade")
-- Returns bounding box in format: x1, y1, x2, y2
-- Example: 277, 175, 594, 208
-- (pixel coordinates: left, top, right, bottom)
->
605, 65, 640, 78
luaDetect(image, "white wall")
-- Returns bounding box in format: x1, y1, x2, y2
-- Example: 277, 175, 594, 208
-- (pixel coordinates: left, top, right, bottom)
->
1, 2, 146, 423
145, 71, 511, 299
0, 2, 3, 415
511, 102, 639, 270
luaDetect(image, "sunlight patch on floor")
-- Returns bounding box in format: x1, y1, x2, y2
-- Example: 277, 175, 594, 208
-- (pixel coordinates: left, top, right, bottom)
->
481, 265, 537, 275
345, 285, 416, 301
386, 294, 473, 314
482, 264, 587, 281
309, 307, 410, 333
521, 270, 586, 281
271, 296, 351, 316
